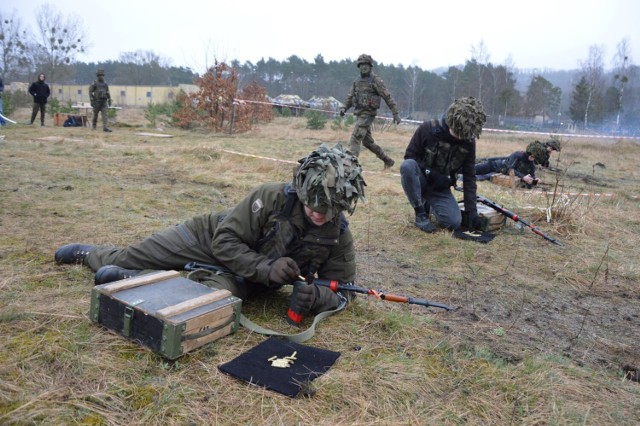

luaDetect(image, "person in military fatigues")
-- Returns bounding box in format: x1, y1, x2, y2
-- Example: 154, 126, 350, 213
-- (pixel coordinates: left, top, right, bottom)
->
340, 54, 401, 169
400, 97, 487, 233
475, 143, 543, 188
89, 69, 112, 132
54, 144, 366, 316
529, 138, 561, 168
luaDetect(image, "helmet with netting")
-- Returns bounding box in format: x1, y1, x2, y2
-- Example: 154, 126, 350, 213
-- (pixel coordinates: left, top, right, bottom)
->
96, 69, 105, 76
526, 141, 547, 164
356, 54, 374, 67
544, 138, 562, 152
444, 97, 487, 140
293, 143, 366, 220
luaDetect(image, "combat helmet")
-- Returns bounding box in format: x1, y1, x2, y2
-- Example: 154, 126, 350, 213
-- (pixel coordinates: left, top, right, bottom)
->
526, 141, 547, 164
445, 97, 487, 140
293, 143, 367, 220
544, 137, 562, 152
96, 69, 105, 76
356, 54, 374, 67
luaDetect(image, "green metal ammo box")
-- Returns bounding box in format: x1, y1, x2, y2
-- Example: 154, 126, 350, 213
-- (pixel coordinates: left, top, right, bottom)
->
89, 270, 241, 359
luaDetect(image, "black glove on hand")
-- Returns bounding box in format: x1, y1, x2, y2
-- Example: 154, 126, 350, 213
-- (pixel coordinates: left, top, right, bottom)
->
291, 283, 317, 314
292, 283, 341, 314
268, 257, 300, 286
426, 169, 452, 191
339, 107, 346, 117
468, 212, 484, 230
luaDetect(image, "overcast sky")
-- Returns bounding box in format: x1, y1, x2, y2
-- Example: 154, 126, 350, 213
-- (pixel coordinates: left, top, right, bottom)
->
4, 0, 638, 73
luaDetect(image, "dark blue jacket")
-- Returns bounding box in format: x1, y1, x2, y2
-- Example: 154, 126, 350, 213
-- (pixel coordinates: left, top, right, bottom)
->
28, 81, 50, 104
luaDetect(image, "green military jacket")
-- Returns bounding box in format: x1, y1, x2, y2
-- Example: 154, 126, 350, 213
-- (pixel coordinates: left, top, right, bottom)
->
202, 183, 356, 286
89, 80, 111, 103
343, 74, 399, 117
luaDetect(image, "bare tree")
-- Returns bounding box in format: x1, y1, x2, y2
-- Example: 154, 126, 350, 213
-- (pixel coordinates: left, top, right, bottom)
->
118, 50, 171, 85
612, 38, 631, 128
0, 10, 31, 81
403, 65, 422, 117
33, 3, 88, 84
579, 44, 605, 127
469, 39, 491, 101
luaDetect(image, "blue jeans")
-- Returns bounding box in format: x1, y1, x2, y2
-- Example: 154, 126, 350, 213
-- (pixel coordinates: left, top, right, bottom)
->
400, 159, 461, 229
0, 97, 5, 125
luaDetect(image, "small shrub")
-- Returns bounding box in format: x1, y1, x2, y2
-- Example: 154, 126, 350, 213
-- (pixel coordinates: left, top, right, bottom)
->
305, 109, 326, 130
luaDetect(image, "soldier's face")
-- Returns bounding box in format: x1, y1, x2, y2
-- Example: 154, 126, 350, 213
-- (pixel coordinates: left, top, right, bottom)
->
304, 205, 331, 226
359, 64, 371, 75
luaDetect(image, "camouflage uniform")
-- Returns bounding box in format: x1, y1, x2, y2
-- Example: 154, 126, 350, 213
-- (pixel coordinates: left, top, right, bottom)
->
341, 54, 400, 168
400, 97, 486, 231
89, 70, 112, 131
56, 144, 366, 314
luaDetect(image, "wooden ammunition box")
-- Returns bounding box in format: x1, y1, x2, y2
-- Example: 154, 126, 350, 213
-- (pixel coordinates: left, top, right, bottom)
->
459, 202, 507, 232
89, 270, 241, 359
490, 173, 521, 188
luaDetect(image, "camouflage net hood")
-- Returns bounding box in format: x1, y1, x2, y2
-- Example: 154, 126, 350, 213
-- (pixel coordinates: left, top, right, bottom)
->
527, 141, 548, 164
96, 69, 105, 76
293, 143, 366, 220
445, 97, 487, 140
357, 54, 374, 67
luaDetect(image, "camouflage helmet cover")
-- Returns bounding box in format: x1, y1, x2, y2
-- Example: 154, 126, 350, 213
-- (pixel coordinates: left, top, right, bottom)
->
445, 97, 487, 140
293, 143, 367, 220
544, 138, 562, 152
526, 141, 548, 164
356, 54, 374, 67
96, 69, 105, 76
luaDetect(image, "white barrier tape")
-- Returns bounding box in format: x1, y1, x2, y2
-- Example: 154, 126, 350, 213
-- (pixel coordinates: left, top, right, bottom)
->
233, 98, 640, 141
0, 112, 17, 124
221, 149, 400, 177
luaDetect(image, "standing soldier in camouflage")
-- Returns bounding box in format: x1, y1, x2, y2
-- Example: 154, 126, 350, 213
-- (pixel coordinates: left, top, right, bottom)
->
340, 54, 401, 169
89, 69, 112, 132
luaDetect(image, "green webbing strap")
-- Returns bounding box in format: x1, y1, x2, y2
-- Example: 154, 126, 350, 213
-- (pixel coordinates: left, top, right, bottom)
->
185, 267, 346, 343
239, 300, 346, 343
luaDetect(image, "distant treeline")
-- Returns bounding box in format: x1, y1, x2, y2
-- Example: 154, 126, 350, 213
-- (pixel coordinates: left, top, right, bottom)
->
10, 55, 640, 132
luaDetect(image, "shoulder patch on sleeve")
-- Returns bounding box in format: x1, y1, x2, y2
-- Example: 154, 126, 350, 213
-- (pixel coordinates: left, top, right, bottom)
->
251, 199, 264, 214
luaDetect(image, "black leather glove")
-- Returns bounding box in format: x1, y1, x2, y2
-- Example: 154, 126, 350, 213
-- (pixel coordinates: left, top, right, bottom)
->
339, 107, 346, 117
291, 283, 316, 314
291, 283, 341, 314
393, 114, 401, 125
425, 169, 451, 191
468, 212, 484, 230
268, 257, 300, 286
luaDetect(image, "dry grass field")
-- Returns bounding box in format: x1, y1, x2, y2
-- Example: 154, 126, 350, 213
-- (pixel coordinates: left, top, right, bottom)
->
1, 107, 639, 425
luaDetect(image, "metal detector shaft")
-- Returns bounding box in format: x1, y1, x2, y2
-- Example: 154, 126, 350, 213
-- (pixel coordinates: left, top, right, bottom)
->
310, 278, 452, 311
455, 187, 563, 246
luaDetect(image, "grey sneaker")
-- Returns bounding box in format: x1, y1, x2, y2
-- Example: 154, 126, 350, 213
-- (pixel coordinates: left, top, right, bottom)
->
415, 213, 437, 233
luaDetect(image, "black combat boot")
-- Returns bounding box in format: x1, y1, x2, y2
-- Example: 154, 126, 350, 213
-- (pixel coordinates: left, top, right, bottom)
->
103, 128, 112, 132
54, 243, 96, 264
94, 265, 141, 285
415, 213, 437, 233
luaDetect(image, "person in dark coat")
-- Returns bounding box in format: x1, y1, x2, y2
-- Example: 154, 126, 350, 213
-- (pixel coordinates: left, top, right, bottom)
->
28, 73, 50, 126
400, 97, 487, 233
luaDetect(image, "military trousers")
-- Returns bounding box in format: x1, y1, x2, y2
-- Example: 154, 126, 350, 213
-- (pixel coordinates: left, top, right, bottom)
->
83, 214, 257, 299
349, 114, 389, 161
92, 100, 109, 129
400, 159, 462, 230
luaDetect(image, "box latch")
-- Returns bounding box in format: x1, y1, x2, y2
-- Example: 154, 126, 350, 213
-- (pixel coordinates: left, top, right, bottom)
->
123, 306, 134, 337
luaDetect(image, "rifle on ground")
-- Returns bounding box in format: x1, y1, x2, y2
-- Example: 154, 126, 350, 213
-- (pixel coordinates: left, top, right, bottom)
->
456, 187, 563, 246
183, 262, 452, 325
